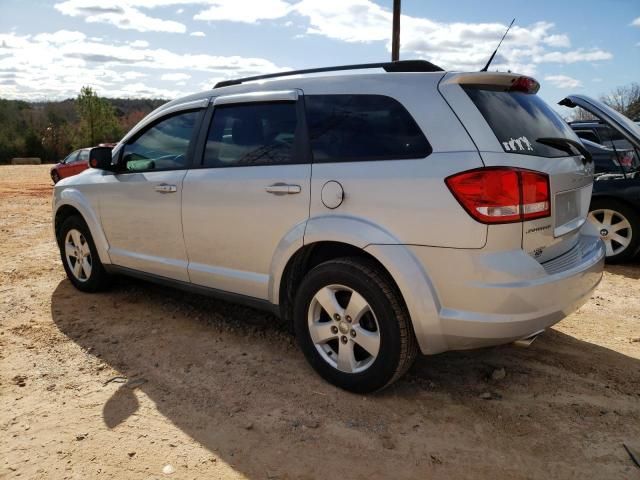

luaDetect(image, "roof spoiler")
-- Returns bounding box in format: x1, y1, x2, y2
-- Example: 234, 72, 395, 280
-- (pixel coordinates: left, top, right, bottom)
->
213, 59, 444, 89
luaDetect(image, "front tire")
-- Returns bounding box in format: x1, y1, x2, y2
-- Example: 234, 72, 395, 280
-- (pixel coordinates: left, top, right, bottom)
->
57, 215, 111, 292
51, 171, 60, 184
293, 257, 418, 393
588, 199, 639, 263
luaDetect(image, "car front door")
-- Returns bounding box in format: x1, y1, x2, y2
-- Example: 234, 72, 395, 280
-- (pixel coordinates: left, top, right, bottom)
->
74, 149, 90, 175
98, 102, 206, 281
59, 150, 79, 178
182, 90, 311, 300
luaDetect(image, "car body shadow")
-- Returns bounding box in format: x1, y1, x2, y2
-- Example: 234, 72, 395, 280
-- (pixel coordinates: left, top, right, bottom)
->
50, 277, 640, 479
605, 262, 640, 280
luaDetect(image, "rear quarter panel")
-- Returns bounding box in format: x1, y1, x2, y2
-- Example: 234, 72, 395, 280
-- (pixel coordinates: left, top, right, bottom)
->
303, 73, 488, 248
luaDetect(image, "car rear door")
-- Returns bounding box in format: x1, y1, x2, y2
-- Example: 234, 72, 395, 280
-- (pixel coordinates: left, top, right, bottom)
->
181, 90, 311, 300
439, 73, 595, 263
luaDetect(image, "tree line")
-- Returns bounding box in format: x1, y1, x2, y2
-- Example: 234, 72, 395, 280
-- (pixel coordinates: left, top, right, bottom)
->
0, 87, 166, 164
0, 82, 638, 165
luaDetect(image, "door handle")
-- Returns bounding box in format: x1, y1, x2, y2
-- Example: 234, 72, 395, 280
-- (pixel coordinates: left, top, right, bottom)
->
265, 183, 301, 195
154, 184, 177, 193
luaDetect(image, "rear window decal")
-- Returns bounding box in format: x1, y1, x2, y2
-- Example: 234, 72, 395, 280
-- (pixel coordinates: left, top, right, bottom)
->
502, 136, 534, 152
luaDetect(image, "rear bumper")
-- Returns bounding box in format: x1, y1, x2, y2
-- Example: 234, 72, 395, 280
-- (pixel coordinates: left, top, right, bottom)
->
407, 233, 605, 353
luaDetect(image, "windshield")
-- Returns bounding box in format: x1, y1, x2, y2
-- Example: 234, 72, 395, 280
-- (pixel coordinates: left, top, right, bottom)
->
463, 86, 582, 158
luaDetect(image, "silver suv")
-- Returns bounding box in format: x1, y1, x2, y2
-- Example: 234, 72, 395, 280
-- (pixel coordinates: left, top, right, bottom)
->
52, 60, 605, 393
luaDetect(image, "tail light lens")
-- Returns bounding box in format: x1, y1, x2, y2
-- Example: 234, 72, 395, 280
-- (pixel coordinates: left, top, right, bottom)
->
619, 151, 634, 167
446, 167, 550, 224
509, 76, 540, 94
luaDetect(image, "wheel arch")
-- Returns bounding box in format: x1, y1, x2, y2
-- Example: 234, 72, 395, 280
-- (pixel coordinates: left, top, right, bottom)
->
271, 215, 443, 354
277, 240, 400, 323
53, 190, 111, 264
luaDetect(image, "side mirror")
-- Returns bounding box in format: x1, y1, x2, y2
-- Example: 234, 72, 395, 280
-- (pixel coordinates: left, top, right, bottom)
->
88, 147, 115, 171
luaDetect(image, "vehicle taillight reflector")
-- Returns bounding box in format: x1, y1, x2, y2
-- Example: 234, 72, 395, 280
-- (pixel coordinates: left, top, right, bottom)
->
446, 167, 550, 224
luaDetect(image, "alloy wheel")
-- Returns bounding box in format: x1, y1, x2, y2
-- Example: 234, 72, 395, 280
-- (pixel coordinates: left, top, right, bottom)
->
307, 284, 380, 374
588, 208, 633, 257
64, 228, 92, 282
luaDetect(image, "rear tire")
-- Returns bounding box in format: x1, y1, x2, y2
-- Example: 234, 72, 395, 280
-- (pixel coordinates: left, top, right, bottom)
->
57, 215, 112, 292
588, 199, 639, 263
293, 257, 418, 393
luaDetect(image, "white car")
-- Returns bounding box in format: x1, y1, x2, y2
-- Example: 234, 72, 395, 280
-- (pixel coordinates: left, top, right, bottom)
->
53, 61, 604, 392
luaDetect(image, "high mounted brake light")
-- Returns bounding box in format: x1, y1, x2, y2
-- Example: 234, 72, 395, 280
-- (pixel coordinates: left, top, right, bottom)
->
445, 167, 550, 224
509, 76, 540, 94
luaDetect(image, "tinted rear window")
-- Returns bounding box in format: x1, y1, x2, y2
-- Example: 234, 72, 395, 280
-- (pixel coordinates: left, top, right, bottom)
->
463, 86, 581, 158
305, 94, 431, 163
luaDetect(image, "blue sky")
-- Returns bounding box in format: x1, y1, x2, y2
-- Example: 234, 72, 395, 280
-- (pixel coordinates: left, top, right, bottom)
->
0, 0, 638, 115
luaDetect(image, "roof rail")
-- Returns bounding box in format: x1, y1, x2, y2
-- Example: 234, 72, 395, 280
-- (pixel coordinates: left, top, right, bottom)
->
213, 59, 444, 89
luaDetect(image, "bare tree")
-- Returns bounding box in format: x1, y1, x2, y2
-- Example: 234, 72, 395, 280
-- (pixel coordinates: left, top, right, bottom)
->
601, 82, 640, 120
570, 107, 598, 122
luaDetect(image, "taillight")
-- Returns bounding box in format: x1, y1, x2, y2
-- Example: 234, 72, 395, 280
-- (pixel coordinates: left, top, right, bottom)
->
446, 167, 550, 224
619, 151, 633, 167
509, 76, 540, 94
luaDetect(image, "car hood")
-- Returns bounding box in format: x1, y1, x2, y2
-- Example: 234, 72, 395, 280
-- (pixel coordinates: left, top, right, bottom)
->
559, 94, 640, 150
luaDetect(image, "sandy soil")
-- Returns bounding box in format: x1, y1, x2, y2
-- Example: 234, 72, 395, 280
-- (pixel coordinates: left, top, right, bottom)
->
1, 165, 639, 480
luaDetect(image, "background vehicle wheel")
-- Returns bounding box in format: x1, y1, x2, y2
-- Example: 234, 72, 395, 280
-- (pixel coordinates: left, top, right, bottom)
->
51, 171, 60, 184
588, 199, 639, 263
57, 215, 111, 292
293, 257, 418, 393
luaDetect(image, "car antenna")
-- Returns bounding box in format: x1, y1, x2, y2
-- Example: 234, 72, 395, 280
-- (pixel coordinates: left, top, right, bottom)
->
480, 18, 515, 72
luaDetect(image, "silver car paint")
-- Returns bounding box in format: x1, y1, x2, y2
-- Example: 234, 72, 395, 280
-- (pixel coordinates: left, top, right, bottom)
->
53, 70, 605, 355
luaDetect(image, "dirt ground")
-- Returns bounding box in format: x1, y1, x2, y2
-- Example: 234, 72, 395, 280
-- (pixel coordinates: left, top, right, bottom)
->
1, 165, 639, 480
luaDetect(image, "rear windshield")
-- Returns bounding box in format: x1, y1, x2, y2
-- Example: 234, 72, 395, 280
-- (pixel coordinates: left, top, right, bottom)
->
463, 86, 581, 158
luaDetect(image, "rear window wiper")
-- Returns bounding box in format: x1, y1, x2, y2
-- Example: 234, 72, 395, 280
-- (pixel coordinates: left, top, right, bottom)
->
536, 137, 593, 164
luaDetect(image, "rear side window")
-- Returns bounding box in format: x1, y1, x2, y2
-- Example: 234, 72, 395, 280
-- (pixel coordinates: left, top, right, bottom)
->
305, 94, 431, 163
203, 102, 298, 167
463, 86, 581, 158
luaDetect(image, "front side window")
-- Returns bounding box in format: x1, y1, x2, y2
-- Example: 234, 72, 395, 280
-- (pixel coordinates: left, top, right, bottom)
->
203, 102, 298, 167
78, 150, 90, 162
305, 94, 432, 163
62, 151, 79, 164
121, 110, 198, 171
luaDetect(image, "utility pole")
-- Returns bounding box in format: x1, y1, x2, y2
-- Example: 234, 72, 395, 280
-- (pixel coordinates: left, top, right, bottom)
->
391, 0, 401, 61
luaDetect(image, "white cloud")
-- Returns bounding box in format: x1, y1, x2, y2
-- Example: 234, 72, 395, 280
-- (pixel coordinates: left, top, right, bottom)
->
0, 30, 286, 100
534, 48, 612, 63
543, 34, 571, 48
129, 40, 150, 48
190, 31, 206, 37
121, 71, 148, 79
49, 0, 612, 76
631, 17, 640, 27
287, 1, 610, 73
54, 1, 187, 33
544, 75, 583, 89
34, 30, 86, 44
161, 72, 191, 81
194, 0, 292, 23
592, 77, 603, 83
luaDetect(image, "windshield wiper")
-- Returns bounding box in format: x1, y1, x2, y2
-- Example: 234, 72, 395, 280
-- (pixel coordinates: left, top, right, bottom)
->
536, 137, 592, 164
